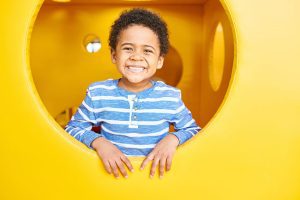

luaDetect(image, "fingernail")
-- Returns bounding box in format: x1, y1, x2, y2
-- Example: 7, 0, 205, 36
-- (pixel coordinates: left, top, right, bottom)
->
149, 175, 153, 179
125, 175, 128, 179
116, 176, 120, 179
160, 175, 163, 179
131, 169, 134, 172
140, 167, 144, 171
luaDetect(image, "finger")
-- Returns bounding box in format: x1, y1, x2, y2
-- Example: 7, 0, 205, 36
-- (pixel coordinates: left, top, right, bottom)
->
109, 160, 120, 178
150, 156, 160, 178
166, 155, 173, 171
121, 156, 134, 172
103, 160, 112, 174
116, 160, 128, 178
140, 153, 154, 170
159, 156, 167, 178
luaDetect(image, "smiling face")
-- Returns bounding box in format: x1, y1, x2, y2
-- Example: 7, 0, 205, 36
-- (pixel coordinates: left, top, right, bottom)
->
111, 24, 164, 91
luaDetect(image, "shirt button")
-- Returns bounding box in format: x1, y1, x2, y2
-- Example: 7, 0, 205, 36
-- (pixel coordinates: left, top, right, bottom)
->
134, 107, 138, 111
133, 115, 137, 120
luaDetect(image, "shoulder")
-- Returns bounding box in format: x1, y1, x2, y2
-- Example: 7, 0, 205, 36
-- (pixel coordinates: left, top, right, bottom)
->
153, 81, 182, 98
87, 79, 117, 92
84, 79, 117, 97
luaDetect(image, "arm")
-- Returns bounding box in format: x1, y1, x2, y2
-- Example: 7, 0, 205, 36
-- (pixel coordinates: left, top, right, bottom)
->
170, 98, 201, 145
65, 87, 102, 149
140, 92, 201, 178
65, 86, 133, 178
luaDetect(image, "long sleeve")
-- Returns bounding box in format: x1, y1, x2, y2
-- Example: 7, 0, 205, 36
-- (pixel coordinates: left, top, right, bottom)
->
65, 87, 102, 149
170, 93, 201, 145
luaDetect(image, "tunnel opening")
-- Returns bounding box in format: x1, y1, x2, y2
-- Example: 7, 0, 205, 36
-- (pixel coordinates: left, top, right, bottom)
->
30, 0, 235, 130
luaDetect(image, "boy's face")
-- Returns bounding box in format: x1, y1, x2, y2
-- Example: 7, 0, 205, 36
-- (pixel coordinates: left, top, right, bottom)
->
111, 24, 164, 86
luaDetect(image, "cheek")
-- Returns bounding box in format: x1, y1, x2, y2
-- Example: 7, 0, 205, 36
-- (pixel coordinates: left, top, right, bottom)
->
120, 54, 131, 63
116, 56, 126, 65
149, 58, 161, 66
145, 56, 157, 63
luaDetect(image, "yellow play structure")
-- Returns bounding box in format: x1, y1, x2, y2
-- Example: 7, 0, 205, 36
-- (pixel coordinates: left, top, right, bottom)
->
1, 0, 300, 199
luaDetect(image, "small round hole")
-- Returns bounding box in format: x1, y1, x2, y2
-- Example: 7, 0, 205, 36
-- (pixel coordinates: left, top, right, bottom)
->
83, 34, 101, 53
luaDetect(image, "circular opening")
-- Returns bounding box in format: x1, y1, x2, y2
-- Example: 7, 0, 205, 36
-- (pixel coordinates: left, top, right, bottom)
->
30, 0, 235, 134
83, 34, 102, 53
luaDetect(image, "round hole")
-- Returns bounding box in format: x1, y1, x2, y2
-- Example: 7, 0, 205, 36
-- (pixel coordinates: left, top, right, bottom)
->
83, 34, 102, 53
30, 0, 235, 132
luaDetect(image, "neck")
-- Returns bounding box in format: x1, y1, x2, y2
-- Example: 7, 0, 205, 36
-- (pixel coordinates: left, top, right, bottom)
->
118, 78, 152, 93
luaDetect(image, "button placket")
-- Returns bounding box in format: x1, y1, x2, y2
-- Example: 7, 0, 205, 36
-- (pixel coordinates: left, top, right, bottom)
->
132, 97, 138, 126
128, 95, 138, 128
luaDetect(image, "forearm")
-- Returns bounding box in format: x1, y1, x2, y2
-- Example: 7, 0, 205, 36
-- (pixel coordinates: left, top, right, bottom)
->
91, 136, 107, 150
171, 125, 200, 145
172, 117, 201, 145
65, 125, 102, 149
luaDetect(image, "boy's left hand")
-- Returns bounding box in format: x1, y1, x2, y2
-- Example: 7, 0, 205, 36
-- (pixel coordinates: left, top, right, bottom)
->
140, 134, 179, 179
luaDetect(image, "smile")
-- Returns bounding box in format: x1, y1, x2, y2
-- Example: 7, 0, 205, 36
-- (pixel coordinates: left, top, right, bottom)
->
126, 66, 146, 73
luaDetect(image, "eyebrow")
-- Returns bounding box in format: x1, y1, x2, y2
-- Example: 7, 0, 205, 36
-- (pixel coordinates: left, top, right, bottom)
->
120, 43, 156, 52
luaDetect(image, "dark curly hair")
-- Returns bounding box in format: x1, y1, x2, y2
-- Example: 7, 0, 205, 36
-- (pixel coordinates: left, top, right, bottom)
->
109, 8, 169, 56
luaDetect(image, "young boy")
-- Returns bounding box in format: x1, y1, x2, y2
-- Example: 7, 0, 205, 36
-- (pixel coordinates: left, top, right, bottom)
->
65, 8, 200, 179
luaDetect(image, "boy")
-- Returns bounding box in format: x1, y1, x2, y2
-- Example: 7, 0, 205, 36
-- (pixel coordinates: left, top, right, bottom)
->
65, 8, 200, 179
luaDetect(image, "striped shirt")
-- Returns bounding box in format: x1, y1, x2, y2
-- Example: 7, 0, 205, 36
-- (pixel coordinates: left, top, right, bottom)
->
65, 79, 201, 157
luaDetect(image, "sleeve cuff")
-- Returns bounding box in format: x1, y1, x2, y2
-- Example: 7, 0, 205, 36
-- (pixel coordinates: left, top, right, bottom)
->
170, 132, 184, 145
82, 130, 103, 150
170, 128, 200, 145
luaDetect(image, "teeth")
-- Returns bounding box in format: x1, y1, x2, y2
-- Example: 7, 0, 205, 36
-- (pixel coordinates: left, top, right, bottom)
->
127, 66, 145, 73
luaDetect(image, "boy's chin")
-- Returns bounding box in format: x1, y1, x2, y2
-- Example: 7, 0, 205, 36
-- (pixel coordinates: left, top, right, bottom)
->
124, 77, 151, 85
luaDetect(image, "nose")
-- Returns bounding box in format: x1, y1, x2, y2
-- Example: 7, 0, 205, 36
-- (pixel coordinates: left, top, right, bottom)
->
129, 51, 144, 61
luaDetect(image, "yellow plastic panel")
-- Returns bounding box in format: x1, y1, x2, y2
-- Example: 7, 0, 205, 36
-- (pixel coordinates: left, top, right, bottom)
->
1, 1, 300, 200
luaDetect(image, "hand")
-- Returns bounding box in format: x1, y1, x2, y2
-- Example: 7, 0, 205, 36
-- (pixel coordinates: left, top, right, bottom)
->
140, 134, 179, 179
91, 137, 134, 178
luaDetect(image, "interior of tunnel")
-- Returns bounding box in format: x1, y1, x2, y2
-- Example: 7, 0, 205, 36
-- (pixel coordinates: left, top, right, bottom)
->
30, 0, 234, 129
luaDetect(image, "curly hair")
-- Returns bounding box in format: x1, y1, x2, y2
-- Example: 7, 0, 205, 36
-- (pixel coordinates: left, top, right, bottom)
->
109, 8, 169, 56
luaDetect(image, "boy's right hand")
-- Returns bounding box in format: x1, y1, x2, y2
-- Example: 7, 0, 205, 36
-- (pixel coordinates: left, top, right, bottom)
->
91, 137, 134, 178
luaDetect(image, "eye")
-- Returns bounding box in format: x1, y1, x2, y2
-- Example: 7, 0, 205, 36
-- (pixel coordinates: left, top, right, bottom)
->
122, 47, 133, 52
144, 49, 154, 54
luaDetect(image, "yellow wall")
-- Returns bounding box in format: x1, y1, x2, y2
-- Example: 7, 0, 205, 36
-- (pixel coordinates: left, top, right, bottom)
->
1, 0, 300, 199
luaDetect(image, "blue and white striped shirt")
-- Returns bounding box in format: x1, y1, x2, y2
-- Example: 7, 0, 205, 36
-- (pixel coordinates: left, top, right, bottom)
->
65, 79, 200, 156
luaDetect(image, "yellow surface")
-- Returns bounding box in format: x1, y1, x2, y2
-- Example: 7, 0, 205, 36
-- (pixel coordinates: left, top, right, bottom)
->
1, 0, 300, 200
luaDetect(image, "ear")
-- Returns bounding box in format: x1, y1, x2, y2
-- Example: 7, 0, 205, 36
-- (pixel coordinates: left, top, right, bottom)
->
111, 49, 116, 64
157, 56, 164, 69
